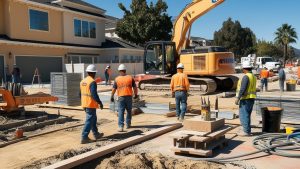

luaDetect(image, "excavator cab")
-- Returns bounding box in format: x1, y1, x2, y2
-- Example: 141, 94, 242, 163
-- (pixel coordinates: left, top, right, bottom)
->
144, 41, 178, 75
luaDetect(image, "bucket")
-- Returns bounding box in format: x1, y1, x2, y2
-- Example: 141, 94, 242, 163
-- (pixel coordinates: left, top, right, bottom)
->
286, 83, 296, 91
261, 107, 283, 133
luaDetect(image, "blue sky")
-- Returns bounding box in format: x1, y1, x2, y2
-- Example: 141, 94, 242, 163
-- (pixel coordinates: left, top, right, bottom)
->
86, 0, 300, 47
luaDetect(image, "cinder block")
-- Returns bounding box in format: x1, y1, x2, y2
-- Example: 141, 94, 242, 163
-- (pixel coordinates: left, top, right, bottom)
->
183, 117, 224, 132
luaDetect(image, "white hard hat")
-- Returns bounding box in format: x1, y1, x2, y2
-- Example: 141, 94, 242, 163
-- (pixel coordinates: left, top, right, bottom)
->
118, 64, 126, 71
177, 63, 184, 69
242, 61, 253, 69
86, 64, 97, 72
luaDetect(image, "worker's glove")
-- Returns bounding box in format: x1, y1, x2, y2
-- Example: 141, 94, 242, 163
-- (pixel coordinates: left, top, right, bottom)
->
172, 92, 175, 98
99, 101, 104, 110
110, 96, 115, 102
134, 94, 138, 100
235, 98, 240, 105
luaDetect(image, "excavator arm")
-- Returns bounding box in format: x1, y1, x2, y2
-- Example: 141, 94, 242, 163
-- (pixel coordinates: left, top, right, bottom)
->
172, 0, 225, 53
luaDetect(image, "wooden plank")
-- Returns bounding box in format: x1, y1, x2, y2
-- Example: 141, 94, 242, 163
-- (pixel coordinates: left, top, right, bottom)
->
178, 130, 209, 136
43, 123, 182, 169
36, 104, 84, 110
189, 135, 209, 142
206, 125, 233, 138
171, 147, 212, 157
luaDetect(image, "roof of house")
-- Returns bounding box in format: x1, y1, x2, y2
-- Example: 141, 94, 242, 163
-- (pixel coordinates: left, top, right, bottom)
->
0, 35, 143, 50
28, 0, 105, 18
102, 38, 143, 50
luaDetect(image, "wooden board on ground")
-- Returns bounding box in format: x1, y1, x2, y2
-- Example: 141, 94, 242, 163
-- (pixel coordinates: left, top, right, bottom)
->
36, 104, 83, 110
43, 123, 182, 169
171, 147, 212, 157
165, 105, 193, 117
183, 118, 225, 132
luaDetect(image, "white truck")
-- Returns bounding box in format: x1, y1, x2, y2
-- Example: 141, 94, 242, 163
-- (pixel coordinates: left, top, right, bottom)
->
241, 54, 281, 72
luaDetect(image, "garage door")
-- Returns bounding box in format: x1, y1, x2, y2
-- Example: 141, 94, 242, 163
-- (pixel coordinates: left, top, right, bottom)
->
16, 56, 63, 83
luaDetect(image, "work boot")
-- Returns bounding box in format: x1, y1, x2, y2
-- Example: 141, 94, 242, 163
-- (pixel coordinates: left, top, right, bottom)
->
126, 124, 131, 129
118, 127, 124, 132
238, 132, 251, 137
94, 132, 104, 140
81, 137, 95, 144
179, 117, 184, 122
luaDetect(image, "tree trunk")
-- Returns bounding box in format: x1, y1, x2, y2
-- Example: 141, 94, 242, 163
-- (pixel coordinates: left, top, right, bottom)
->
283, 44, 287, 68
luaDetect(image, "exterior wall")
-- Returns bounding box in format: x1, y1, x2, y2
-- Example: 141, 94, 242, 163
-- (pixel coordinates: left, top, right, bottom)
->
4, 0, 11, 36
8, 1, 63, 43
65, 63, 144, 80
63, 12, 105, 46
0, 0, 4, 34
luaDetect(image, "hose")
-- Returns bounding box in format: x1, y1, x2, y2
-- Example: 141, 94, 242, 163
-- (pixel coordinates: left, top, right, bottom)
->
193, 132, 300, 162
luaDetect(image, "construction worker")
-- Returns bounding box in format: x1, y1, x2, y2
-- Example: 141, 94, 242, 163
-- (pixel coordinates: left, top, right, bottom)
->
104, 65, 112, 85
278, 65, 286, 92
111, 64, 138, 132
235, 61, 257, 136
170, 63, 190, 122
80, 64, 104, 144
260, 67, 269, 92
11, 64, 21, 83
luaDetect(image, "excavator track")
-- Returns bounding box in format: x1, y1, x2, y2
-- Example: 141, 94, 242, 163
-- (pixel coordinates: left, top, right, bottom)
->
138, 76, 238, 95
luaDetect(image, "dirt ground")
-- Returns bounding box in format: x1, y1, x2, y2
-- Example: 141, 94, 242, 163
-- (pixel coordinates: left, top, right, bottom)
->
1, 68, 300, 169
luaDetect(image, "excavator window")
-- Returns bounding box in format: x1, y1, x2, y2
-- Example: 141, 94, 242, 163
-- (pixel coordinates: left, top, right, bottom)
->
144, 42, 177, 75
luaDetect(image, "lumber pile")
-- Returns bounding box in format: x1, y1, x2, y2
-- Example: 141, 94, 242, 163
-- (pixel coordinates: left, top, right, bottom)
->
170, 117, 233, 157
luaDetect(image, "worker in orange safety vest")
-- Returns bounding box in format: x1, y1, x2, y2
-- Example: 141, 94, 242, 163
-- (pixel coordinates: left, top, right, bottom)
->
80, 64, 104, 144
111, 64, 138, 132
260, 67, 269, 92
170, 63, 190, 122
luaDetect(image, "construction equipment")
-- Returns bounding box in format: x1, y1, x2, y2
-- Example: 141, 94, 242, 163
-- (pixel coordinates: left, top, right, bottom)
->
0, 87, 58, 113
136, 0, 238, 95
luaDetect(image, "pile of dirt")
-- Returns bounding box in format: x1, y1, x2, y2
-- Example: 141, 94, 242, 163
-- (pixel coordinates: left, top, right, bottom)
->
97, 151, 226, 169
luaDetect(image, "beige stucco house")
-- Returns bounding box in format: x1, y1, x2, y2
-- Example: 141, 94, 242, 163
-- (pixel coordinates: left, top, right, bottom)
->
0, 0, 143, 83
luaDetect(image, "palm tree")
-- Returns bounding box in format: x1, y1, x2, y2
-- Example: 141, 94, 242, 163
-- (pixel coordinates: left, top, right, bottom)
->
274, 24, 298, 67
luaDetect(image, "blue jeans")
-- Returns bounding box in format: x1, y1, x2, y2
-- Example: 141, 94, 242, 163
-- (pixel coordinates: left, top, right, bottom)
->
105, 72, 109, 85
239, 99, 255, 134
175, 91, 187, 119
260, 78, 268, 91
118, 96, 132, 128
279, 79, 284, 92
82, 108, 99, 139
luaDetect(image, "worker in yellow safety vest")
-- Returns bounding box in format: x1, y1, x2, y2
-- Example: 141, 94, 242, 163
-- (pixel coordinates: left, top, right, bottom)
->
170, 63, 190, 122
235, 61, 257, 136
80, 64, 104, 144
111, 64, 138, 132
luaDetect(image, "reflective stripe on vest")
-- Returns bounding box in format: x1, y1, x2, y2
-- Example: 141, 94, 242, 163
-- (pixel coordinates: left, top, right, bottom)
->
115, 75, 133, 97
174, 73, 187, 91
80, 76, 98, 108
236, 73, 257, 100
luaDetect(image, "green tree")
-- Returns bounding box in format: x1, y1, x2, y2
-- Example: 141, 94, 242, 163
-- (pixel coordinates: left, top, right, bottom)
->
274, 23, 298, 66
213, 18, 256, 59
256, 40, 283, 59
116, 0, 173, 45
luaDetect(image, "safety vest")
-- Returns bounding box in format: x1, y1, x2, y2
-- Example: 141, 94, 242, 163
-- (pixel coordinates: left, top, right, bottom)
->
80, 76, 98, 108
236, 73, 257, 100
260, 69, 269, 79
115, 75, 133, 97
171, 73, 189, 91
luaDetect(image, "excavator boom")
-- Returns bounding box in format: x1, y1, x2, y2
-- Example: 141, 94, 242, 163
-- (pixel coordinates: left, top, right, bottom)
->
172, 0, 225, 53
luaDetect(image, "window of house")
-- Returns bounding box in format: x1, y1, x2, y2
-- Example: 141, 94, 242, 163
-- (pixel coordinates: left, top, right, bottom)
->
89, 22, 96, 38
74, 19, 81, 37
29, 9, 49, 31
82, 21, 89, 37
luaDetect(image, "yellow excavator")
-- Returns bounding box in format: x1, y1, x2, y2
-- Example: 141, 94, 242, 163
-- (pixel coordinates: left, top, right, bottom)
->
136, 0, 238, 95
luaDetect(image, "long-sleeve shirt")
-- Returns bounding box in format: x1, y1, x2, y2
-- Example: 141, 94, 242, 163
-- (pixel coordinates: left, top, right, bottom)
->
170, 72, 190, 92
237, 75, 249, 100
79, 81, 102, 105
